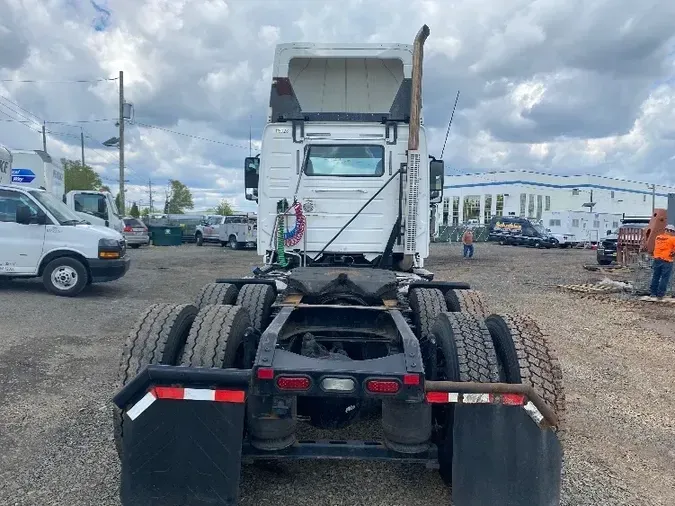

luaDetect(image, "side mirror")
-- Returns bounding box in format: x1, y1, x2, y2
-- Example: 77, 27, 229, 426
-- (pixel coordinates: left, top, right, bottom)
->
16, 205, 46, 225
244, 156, 260, 202
429, 157, 444, 204
16, 205, 32, 225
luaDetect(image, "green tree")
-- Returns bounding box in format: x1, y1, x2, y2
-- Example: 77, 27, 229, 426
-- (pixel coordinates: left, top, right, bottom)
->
100, 185, 111, 193
62, 159, 102, 193
164, 179, 194, 214
210, 199, 234, 216
141, 207, 150, 218
129, 202, 140, 218
115, 193, 128, 216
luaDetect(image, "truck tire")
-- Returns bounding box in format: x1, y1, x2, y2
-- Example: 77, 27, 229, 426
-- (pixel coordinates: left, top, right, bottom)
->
195, 232, 204, 246
235, 283, 276, 332
42, 256, 88, 297
409, 287, 447, 341
228, 235, 239, 250
195, 282, 238, 309
430, 312, 500, 484
113, 303, 198, 458
180, 305, 251, 368
444, 289, 490, 318
485, 314, 566, 428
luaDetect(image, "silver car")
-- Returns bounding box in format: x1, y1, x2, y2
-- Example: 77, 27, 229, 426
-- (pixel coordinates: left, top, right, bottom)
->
122, 217, 150, 249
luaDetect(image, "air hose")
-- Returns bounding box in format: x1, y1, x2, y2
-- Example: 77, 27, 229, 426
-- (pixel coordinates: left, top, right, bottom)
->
276, 215, 288, 267
275, 200, 305, 267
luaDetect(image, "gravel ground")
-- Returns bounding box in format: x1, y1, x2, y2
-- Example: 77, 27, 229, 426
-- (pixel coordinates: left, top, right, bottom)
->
1, 242, 674, 506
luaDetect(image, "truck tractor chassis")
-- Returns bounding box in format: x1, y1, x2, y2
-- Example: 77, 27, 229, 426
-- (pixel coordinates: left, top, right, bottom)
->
112, 267, 565, 506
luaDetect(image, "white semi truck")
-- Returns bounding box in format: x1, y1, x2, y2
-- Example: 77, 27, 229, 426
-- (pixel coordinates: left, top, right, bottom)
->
0, 146, 123, 231
112, 26, 565, 506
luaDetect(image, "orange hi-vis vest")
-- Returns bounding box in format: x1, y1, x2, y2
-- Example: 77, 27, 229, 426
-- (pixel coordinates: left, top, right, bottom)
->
653, 233, 675, 262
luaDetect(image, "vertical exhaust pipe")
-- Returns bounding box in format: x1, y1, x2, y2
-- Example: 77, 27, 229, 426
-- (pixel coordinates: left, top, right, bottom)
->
401, 24, 430, 271
408, 24, 430, 152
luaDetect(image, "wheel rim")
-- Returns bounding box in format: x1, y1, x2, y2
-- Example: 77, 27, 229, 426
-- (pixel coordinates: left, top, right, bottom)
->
51, 266, 78, 291
230, 237, 236, 248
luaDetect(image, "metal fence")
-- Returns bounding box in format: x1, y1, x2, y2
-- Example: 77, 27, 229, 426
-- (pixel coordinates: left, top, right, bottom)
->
629, 253, 674, 296
434, 225, 491, 243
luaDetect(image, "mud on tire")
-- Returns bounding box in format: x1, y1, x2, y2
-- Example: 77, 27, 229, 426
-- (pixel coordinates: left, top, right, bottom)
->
235, 284, 276, 332
444, 289, 490, 318
180, 305, 252, 368
195, 282, 239, 309
485, 314, 566, 428
113, 303, 198, 458
409, 287, 447, 341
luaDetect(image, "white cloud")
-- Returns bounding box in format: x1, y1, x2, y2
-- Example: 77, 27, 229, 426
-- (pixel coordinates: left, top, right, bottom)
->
0, 0, 673, 216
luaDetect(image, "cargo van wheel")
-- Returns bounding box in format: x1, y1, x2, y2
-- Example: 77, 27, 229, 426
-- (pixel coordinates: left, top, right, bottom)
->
43, 257, 88, 296
195, 233, 204, 246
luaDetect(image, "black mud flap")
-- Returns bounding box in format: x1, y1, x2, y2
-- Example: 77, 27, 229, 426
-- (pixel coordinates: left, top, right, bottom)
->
451, 404, 562, 506
116, 366, 250, 506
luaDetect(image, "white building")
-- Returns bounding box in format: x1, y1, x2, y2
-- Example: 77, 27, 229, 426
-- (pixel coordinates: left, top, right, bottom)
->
436, 169, 675, 227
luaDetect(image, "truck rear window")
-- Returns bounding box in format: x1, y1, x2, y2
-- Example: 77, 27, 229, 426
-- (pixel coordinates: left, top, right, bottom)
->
304, 145, 384, 177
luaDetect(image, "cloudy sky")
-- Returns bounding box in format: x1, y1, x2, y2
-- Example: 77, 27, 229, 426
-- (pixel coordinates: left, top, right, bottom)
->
1, 0, 674, 213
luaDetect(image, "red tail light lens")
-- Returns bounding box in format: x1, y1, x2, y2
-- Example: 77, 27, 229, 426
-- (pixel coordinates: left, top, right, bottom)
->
256, 367, 274, 380
365, 379, 400, 394
276, 376, 311, 391
123, 226, 133, 232
403, 374, 421, 386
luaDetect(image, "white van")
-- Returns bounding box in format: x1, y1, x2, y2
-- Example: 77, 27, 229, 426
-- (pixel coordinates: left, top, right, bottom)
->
0, 184, 130, 296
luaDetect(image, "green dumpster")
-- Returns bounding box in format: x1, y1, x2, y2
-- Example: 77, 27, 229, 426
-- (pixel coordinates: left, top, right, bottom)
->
149, 225, 183, 246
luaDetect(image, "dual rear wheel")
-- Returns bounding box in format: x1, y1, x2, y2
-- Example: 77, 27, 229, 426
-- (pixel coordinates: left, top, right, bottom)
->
409, 287, 566, 484
113, 282, 276, 458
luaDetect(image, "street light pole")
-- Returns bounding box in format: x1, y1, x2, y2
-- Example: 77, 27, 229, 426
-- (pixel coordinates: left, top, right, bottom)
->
647, 184, 655, 213
118, 70, 125, 214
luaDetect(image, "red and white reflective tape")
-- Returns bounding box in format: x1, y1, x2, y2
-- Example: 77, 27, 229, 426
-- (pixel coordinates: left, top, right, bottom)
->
125, 387, 246, 421
425, 391, 545, 425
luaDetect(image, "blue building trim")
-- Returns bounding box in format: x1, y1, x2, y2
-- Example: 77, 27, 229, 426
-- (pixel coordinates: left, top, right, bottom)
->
443, 180, 670, 198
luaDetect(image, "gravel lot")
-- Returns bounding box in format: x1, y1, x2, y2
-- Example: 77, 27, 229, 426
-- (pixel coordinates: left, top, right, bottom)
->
1, 242, 674, 506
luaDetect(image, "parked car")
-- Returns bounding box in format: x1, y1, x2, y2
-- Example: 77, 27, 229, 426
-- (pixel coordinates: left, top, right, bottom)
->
122, 217, 150, 248
0, 183, 130, 296
488, 216, 558, 248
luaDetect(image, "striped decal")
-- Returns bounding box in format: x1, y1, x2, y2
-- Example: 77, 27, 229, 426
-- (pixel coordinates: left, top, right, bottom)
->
124, 387, 246, 421
425, 391, 546, 426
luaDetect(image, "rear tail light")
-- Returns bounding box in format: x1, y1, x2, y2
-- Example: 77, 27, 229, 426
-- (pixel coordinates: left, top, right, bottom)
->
365, 379, 400, 394
123, 226, 132, 232
256, 367, 274, 380
276, 375, 311, 391
321, 377, 355, 392
403, 374, 421, 386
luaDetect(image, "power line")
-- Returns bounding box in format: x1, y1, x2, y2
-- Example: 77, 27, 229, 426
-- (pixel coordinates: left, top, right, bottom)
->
46, 118, 117, 125
0, 100, 41, 128
0, 95, 42, 122
0, 77, 118, 83
133, 121, 249, 149
0, 108, 40, 133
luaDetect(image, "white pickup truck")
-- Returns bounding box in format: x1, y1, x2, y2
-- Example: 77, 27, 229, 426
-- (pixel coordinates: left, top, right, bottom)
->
0, 183, 130, 296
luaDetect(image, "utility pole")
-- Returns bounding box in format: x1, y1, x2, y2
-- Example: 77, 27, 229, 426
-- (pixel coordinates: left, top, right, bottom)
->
147, 178, 154, 213
42, 121, 46, 151
119, 70, 125, 214
647, 184, 656, 213
651, 185, 656, 213
80, 128, 85, 166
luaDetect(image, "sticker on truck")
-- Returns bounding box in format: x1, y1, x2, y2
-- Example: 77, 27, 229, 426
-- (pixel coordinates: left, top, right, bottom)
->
11, 168, 36, 183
